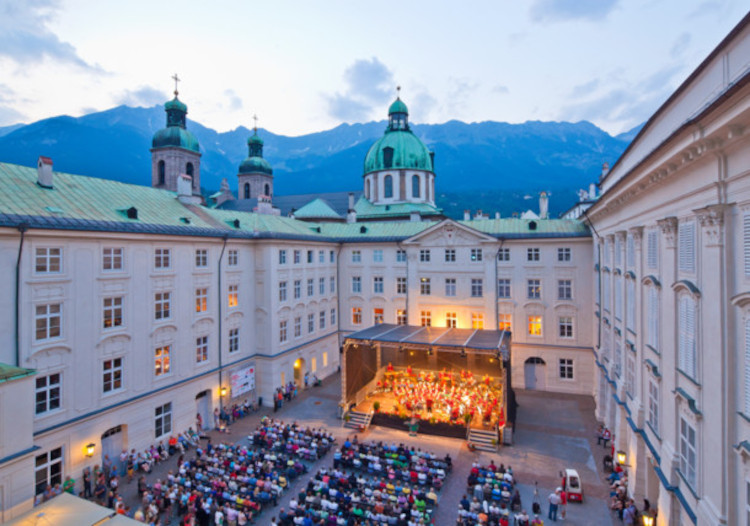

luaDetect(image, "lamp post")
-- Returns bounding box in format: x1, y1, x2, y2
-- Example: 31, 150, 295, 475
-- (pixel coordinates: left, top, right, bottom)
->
85, 443, 95, 458
616, 450, 628, 466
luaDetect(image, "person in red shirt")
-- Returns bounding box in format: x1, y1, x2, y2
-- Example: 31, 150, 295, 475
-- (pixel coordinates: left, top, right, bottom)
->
559, 487, 568, 520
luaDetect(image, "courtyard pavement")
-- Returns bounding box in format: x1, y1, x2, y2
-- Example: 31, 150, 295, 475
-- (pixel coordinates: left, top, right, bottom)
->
117, 374, 615, 525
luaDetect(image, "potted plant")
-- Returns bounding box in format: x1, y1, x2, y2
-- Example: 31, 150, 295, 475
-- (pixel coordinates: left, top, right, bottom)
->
373, 401, 381, 413
463, 413, 472, 426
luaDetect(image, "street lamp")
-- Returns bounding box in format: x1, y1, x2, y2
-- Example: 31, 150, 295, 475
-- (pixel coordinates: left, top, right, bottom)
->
220, 386, 228, 397
616, 450, 627, 465
642, 514, 655, 526
85, 443, 95, 457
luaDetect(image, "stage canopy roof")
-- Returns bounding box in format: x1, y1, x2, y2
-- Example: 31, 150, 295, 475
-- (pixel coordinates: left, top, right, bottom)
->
345, 324, 509, 351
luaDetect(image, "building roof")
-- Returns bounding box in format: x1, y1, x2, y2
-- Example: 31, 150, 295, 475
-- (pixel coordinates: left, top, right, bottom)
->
220, 191, 364, 217
5, 492, 140, 525
353, 196, 443, 219
459, 218, 590, 238
363, 129, 433, 174
0, 363, 35, 384
345, 323, 509, 351
293, 198, 341, 219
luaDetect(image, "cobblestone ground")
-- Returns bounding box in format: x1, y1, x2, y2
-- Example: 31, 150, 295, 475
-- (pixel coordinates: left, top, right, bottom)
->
115, 375, 615, 525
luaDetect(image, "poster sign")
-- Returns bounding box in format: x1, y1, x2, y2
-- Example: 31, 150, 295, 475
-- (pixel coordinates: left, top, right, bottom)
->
230, 364, 255, 397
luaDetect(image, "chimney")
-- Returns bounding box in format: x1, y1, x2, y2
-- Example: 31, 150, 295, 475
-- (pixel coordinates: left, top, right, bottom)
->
495, 212, 500, 219
475, 209, 483, 220
539, 191, 549, 219
37, 156, 53, 188
589, 183, 597, 200
177, 174, 201, 204
463, 209, 471, 221
600, 162, 610, 181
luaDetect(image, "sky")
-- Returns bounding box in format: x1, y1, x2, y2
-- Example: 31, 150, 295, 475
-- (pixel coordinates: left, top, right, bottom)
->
0, 0, 747, 136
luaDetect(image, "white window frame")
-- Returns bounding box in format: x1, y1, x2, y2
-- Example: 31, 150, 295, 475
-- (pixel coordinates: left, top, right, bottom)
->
103, 296, 123, 329
373, 276, 384, 294
446, 312, 457, 328
647, 230, 658, 270
471, 248, 483, 262
351, 250, 361, 263
559, 358, 574, 379
396, 309, 407, 325
228, 328, 239, 353
557, 247, 571, 262
679, 416, 698, 490
195, 287, 208, 313
471, 312, 484, 329
557, 279, 572, 300
102, 247, 123, 272
419, 249, 431, 262
330, 308, 336, 325
228, 284, 238, 308
35, 247, 62, 274
294, 316, 301, 338
319, 277, 326, 295
319, 310, 326, 329
396, 250, 406, 263
228, 249, 238, 266
497, 278, 511, 298
154, 292, 171, 320
279, 320, 288, 342
497, 248, 510, 262
154, 248, 171, 270
444, 248, 456, 262
35, 303, 62, 341
35, 373, 61, 415
528, 315, 542, 336
373, 308, 384, 324
34, 447, 63, 496
420, 277, 431, 295
308, 313, 315, 333
279, 281, 287, 302
373, 249, 384, 263
648, 377, 659, 434
527, 279, 541, 300
396, 276, 407, 294
103, 357, 123, 393
155, 402, 172, 438
278, 249, 287, 265
558, 316, 573, 338
445, 278, 456, 297
471, 278, 483, 297
678, 221, 696, 274
499, 313, 512, 332
294, 279, 301, 299
195, 249, 208, 268
352, 307, 362, 325
196, 335, 208, 363
678, 294, 697, 379
527, 247, 540, 261
154, 345, 171, 376
352, 276, 362, 294
420, 310, 432, 327
307, 278, 314, 297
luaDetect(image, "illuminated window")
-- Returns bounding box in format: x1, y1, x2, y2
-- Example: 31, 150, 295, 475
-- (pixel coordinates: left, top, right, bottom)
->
228, 284, 238, 308
420, 277, 431, 295
374, 308, 384, 324
228, 328, 239, 353
154, 292, 171, 320
196, 336, 208, 363
528, 315, 542, 336
154, 345, 171, 376
471, 312, 484, 329
103, 296, 123, 328
195, 249, 208, 268
396, 309, 407, 325
527, 279, 541, 299
446, 312, 457, 328
498, 313, 512, 332
352, 307, 362, 325
35, 247, 62, 274
195, 288, 207, 313
323, 351, 329, 367
420, 311, 432, 327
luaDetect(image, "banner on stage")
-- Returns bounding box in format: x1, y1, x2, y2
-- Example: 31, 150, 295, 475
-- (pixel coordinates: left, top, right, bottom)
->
230, 364, 255, 397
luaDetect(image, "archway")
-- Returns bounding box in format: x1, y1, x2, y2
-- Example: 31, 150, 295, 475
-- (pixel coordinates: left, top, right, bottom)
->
101, 425, 126, 469
195, 390, 212, 432
293, 357, 306, 388
524, 357, 546, 390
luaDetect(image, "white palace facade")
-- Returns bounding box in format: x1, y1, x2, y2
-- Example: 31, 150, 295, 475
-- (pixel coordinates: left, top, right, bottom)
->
1, 13, 750, 525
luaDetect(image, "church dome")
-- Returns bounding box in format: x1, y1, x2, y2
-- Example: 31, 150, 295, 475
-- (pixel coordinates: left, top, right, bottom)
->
239, 156, 273, 175
363, 131, 433, 174
389, 98, 408, 115
151, 96, 200, 153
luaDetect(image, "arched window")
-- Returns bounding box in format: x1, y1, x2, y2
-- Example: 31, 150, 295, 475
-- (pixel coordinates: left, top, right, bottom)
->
186, 163, 195, 188
365, 178, 370, 200
384, 175, 393, 198
264, 183, 270, 196
412, 175, 420, 198
157, 160, 165, 185
244, 183, 250, 199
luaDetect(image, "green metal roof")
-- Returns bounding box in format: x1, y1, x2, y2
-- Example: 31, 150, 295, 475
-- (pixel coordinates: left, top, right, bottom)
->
293, 198, 340, 219
0, 363, 35, 384
389, 98, 408, 115
164, 97, 187, 113
354, 197, 442, 219
203, 207, 324, 237
238, 156, 272, 175
319, 220, 435, 240
363, 130, 433, 174
152, 126, 200, 153
460, 218, 590, 237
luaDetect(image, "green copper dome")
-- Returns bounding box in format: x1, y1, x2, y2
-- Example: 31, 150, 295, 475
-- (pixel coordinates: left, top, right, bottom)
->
363, 130, 433, 174
151, 95, 200, 153
248, 134, 263, 146
389, 98, 408, 115
238, 131, 272, 175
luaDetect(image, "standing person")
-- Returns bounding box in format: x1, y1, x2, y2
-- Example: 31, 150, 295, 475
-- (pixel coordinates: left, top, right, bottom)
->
83, 467, 92, 498
196, 412, 203, 434
623, 498, 638, 525
213, 407, 220, 430
559, 486, 567, 521
547, 488, 561, 522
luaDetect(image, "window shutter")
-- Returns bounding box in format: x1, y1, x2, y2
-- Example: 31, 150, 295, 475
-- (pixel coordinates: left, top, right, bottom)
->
647, 231, 658, 269
686, 298, 696, 378
626, 279, 635, 331
745, 318, 750, 415
744, 214, 750, 276
648, 287, 658, 349
678, 222, 695, 273
627, 235, 635, 267
678, 297, 687, 372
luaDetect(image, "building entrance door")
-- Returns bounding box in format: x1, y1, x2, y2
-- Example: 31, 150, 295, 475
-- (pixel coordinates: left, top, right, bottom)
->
524, 357, 546, 390
101, 425, 125, 472
195, 390, 211, 432
293, 357, 306, 388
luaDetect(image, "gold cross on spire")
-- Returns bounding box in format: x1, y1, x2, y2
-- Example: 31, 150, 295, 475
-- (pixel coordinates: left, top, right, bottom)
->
172, 73, 180, 96
253, 114, 258, 133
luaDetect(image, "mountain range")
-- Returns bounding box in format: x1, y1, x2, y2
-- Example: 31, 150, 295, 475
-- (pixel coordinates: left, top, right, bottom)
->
0, 105, 639, 218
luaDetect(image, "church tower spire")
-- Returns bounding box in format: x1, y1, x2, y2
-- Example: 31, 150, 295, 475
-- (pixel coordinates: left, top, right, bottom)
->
237, 115, 274, 201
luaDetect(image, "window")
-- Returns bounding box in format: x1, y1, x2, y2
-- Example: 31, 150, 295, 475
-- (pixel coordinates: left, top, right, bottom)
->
446, 312, 457, 328
294, 317, 301, 337
293, 250, 301, 264
647, 230, 658, 269
294, 280, 301, 299
679, 417, 697, 489
614, 343, 622, 377
603, 274, 611, 311
154, 345, 171, 376
647, 379, 659, 433
196, 336, 208, 363
396, 250, 407, 262
323, 352, 329, 367
319, 250, 325, 263
307, 278, 314, 297
559, 359, 574, 379
195, 249, 208, 268
330, 308, 336, 325
527, 248, 540, 261
154, 248, 171, 269
373, 276, 384, 294
558, 279, 572, 300
678, 221, 695, 273
195, 288, 208, 313
498, 313, 512, 332
330, 276, 336, 293
35, 373, 61, 414
307, 250, 313, 264
279, 249, 287, 264
279, 320, 288, 342
228, 249, 238, 266
35, 447, 63, 496
103, 296, 123, 329
625, 353, 635, 395
384, 175, 393, 198
103, 247, 123, 271
352, 276, 362, 293
330, 250, 335, 263
559, 316, 573, 338
527, 279, 541, 300
445, 249, 456, 262
471, 312, 485, 329
615, 277, 623, 319
103, 358, 122, 393
319, 310, 326, 329
352, 307, 362, 325
35, 247, 62, 273
412, 174, 420, 197
626, 279, 635, 331
470, 279, 483, 297
279, 281, 287, 302
319, 277, 326, 295
396, 309, 407, 325
228, 284, 238, 308
419, 249, 430, 262
420, 277, 431, 295
228, 328, 239, 353
154, 292, 171, 320
557, 247, 571, 262
528, 315, 542, 336
155, 403, 172, 438
373, 249, 384, 262
497, 279, 511, 298
35, 303, 61, 341
374, 308, 384, 324
678, 296, 697, 378
396, 277, 407, 294
471, 248, 483, 262
445, 278, 456, 296
308, 313, 315, 333
420, 310, 432, 327
351, 250, 361, 263
244, 182, 250, 199
627, 236, 635, 267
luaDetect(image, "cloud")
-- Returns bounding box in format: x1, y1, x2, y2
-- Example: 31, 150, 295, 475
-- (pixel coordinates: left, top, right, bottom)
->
115, 86, 166, 107
0, 83, 27, 125
670, 32, 691, 59
0, 0, 101, 71
326, 57, 395, 122
446, 77, 479, 115
492, 85, 510, 95
687, 0, 729, 19
410, 91, 438, 122
224, 89, 243, 112
570, 79, 600, 98
530, 0, 619, 22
